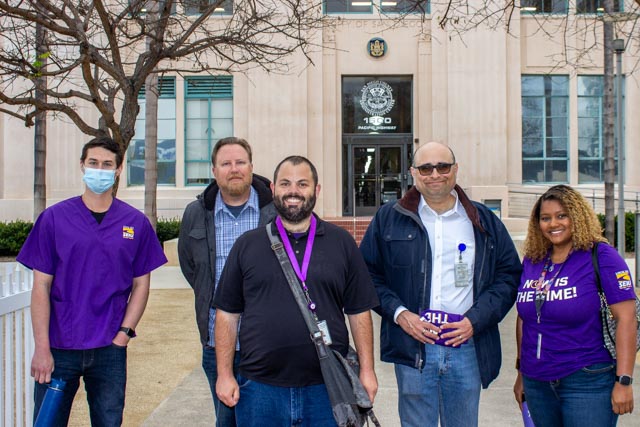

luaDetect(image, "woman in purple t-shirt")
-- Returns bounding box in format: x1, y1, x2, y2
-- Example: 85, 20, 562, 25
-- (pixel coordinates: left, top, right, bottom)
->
513, 185, 636, 426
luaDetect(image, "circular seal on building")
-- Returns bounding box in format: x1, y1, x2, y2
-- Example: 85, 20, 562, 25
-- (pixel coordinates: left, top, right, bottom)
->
360, 80, 395, 116
368, 37, 387, 58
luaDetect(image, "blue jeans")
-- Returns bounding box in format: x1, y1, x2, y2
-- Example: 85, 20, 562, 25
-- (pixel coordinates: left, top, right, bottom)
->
235, 375, 336, 427
522, 362, 618, 427
395, 339, 481, 427
202, 346, 240, 427
33, 344, 127, 427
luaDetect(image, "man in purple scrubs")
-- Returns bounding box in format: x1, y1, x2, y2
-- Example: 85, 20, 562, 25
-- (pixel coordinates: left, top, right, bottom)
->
17, 136, 167, 426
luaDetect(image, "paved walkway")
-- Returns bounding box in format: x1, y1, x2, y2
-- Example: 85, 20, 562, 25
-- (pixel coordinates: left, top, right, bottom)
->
143, 263, 640, 426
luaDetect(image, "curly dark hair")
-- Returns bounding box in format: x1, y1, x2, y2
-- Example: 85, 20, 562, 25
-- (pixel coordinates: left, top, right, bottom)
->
524, 185, 607, 262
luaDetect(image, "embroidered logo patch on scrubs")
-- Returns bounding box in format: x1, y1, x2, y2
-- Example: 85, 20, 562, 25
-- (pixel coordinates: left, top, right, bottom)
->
615, 270, 632, 290
123, 226, 135, 240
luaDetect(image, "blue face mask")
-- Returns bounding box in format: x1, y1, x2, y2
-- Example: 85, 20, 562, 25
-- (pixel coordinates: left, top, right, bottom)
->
83, 167, 116, 194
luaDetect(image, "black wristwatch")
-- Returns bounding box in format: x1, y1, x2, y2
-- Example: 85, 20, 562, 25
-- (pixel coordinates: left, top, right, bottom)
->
615, 375, 633, 386
119, 326, 137, 338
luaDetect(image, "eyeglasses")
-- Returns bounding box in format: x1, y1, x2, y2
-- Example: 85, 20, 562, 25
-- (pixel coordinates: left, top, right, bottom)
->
414, 162, 455, 176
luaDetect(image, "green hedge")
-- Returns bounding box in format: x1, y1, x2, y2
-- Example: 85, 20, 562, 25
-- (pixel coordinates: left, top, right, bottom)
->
156, 217, 181, 243
0, 217, 181, 257
597, 212, 636, 253
0, 220, 33, 256
3, 214, 638, 256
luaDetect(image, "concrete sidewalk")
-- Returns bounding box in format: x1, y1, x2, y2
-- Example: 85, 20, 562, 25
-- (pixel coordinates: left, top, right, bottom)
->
144, 264, 640, 426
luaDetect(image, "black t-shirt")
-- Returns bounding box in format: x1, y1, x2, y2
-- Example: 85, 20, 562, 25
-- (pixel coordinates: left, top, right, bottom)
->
213, 217, 379, 387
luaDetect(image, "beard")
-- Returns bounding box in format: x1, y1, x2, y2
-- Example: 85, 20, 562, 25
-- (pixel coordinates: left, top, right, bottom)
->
274, 192, 316, 224
219, 174, 251, 197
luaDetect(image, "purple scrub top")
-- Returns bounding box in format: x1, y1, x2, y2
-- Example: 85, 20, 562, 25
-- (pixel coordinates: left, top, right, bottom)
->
17, 197, 167, 350
516, 243, 635, 381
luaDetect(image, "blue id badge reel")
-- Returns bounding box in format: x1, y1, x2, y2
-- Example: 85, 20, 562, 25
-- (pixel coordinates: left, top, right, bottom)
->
454, 242, 470, 287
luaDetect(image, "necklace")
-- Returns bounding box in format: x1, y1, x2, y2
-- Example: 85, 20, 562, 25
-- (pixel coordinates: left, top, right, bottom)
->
547, 259, 564, 273
549, 250, 571, 267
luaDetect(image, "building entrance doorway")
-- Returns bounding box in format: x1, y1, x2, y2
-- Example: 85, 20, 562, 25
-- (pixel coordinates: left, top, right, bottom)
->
343, 136, 412, 216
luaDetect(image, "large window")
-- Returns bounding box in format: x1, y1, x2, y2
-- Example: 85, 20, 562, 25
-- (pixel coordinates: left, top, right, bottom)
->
577, 75, 624, 183
381, 0, 429, 14
184, 0, 233, 15
521, 75, 569, 183
576, 0, 622, 13
128, 77, 176, 186
185, 76, 233, 185
342, 76, 413, 134
323, 1, 430, 14
521, 0, 567, 13
324, 1, 373, 13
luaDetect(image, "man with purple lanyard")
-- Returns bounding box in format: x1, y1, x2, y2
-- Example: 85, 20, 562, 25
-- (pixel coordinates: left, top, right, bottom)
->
213, 156, 379, 426
178, 137, 276, 426
360, 141, 521, 427
17, 136, 167, 426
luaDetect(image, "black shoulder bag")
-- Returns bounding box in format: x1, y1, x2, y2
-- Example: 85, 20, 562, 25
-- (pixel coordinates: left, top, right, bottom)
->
266, 223, 380, 427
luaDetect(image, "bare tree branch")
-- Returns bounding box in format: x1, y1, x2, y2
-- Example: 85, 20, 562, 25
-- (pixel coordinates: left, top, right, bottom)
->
0, 0, 324, 152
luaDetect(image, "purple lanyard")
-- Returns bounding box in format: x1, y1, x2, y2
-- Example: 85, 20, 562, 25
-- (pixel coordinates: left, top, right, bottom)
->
275, 215, 318, 315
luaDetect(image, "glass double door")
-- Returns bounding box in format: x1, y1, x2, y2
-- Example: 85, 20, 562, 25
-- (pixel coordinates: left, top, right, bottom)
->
343, 138, 412, 216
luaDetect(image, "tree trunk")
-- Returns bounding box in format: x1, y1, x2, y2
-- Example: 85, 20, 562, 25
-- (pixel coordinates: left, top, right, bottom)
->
33, 22, 47, 220
602, 0, 615, 244
144, 71, 158, 230
143, 2, 160, 230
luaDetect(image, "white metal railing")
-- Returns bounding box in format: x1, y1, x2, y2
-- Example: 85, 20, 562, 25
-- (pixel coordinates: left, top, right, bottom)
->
1, 263, 34, 427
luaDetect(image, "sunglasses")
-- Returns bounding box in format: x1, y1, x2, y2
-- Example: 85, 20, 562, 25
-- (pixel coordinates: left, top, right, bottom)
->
414, 162, 455, 176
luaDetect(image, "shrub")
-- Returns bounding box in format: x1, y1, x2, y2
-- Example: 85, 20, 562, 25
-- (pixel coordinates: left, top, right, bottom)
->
597, 212, 636, 252
0, 217, 181, 256
156, 217, 181, 243
0, 220, 34, 256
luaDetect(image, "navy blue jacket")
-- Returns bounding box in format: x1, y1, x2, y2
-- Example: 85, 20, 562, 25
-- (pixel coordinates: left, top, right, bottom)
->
360, 185, 521, 388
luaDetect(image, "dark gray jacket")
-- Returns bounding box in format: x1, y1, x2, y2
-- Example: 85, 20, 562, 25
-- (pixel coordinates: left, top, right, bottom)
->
178, 175, 276, 346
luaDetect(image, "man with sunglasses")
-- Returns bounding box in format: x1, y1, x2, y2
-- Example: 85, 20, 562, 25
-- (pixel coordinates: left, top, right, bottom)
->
360, 141, 521, 427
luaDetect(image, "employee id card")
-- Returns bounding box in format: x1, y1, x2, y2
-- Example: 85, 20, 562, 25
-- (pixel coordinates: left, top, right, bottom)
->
454, 242, 470, 287
455, 261, 470, 287
317, 320, 333, 345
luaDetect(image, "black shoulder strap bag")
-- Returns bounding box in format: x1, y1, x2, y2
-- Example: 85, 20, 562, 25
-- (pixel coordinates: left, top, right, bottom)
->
266, 223, 380, 427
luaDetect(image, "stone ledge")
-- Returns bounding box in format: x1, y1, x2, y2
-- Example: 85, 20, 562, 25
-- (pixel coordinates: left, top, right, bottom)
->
163, 238, 179, 267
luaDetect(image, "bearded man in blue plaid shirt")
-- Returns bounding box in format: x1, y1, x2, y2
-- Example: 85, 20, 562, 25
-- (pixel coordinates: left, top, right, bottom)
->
178, 137, 276, 426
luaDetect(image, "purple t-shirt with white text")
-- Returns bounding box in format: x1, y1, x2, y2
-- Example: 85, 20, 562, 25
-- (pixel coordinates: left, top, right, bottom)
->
516, 243, 635, 381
